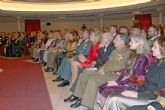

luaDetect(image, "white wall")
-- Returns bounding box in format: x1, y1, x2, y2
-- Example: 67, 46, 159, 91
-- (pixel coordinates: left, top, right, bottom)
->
0, 22, 25, 32
41, 20, 100, 31
0, 15, 165, 32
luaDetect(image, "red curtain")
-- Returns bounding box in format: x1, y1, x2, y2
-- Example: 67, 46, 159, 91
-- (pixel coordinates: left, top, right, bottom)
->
25, 20, 41, 33
135, 14, 152, 29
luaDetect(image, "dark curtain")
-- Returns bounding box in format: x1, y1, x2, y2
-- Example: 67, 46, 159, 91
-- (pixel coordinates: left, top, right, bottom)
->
135, 14, 152, 29
25, 20, 41, 33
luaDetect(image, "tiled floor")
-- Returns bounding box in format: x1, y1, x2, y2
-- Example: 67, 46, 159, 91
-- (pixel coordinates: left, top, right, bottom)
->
41, 66, 87, 110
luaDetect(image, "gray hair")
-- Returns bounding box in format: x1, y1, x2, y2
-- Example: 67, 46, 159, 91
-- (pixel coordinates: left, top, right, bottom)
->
103, 32, 113, 42
119, 33, 129, 46
130, 34, 150, 54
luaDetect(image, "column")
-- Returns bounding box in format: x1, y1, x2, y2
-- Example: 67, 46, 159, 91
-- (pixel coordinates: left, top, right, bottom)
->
157, 8, 163, 25
158, 11, 163, 25
17, 17, 21, 32
99, 14, 104, 30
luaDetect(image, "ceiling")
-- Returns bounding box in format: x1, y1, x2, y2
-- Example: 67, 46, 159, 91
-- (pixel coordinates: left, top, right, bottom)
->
0, 0, 165, 20
10, 0, 88, 3
0, 0, 151, 11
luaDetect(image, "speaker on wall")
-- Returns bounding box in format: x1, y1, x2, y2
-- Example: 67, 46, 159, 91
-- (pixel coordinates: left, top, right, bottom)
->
46, 22, 51, 26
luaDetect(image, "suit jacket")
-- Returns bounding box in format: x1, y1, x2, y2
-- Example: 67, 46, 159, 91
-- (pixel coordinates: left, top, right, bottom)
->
50, 38, 59, 48
137, 61, 165, 100
20, 37, 27, 49
95, 42, 115, 68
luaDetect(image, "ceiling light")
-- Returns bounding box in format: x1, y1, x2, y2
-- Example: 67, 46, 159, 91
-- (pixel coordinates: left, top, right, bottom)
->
0, 0, 151, 11
132, 11, 142, 14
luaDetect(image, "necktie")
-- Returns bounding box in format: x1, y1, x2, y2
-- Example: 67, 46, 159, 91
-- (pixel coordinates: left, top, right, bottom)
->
104, 46, 107, 52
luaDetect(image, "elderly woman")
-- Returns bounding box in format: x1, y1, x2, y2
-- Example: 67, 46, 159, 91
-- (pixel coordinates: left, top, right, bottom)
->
103, 37, 165, 110
96, 34, 152, 109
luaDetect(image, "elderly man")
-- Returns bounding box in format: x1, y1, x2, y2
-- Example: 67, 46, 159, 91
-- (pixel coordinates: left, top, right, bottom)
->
65, 33, 130, 110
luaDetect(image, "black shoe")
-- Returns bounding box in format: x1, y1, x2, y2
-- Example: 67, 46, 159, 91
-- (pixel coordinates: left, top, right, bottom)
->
58, 80, 69, 87
45, 68, 54, 72
64, 95, 78, 102
70, 98, 82, 108
33, 58, 39, 62
44, 67, 49, 72
44, 67, 48, 71
52, 71, 57, 75
41, 61, 47, 66
52, 76, 64, 82
42, 62, 47, 66
40, 61, 44, 64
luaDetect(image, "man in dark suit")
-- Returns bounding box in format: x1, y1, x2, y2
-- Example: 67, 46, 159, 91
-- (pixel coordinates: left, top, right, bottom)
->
95, 39, 115, 69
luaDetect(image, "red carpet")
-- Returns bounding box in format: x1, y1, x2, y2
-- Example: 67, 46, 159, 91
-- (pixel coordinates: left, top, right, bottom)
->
0, 57, 53, 110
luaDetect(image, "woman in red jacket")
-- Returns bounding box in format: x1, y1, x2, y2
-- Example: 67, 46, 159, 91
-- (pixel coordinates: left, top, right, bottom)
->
71, 31, 101, 84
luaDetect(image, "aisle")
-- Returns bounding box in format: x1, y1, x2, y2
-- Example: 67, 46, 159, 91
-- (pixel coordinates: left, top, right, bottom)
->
0, 57, 53, 110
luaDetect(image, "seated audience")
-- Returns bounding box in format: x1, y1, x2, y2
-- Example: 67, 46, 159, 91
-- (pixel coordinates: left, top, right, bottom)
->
141, 28, 148, 37
69, 32, 115, 95
147, 25, 158, 46
64, 33, 130, 110
28, 31, 37, 56
41, 31, 61, 65
52, 30, 78, 77
94, 32, 115, 69
109, 25, 117, 37
70, 31, 101, 84
5, 32, 20, 57
39, 30, 60, 66
18, 32, 27, 56
96, 34, 151, 109
37, 31, 54, 64
130, 27, 141, 36
44, 30, 64, 72
103, 37, 165, 110
119, 26, 129, 35
32, 32, 44, 61
51, 31, 71, 73
55, 30, 92, 87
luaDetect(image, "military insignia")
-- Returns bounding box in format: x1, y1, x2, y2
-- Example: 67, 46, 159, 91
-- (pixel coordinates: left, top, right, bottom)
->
83, 44, 87, 49
116, 53, 123, 62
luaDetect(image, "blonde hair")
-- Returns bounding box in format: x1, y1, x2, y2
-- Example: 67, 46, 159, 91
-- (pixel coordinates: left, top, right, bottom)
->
125, 34, 149, 76
130, 34, 150, 54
